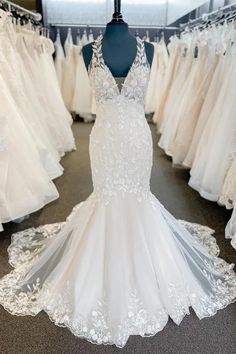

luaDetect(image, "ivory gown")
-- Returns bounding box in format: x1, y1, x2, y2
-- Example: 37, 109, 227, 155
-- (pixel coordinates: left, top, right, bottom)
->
153, 36, 181, 128
0, 36, 235, 348
171, 42, 218, 166
158, 41, 193, 155
183, 51, 224, 168
226, 207, 236, 250
189, 44, 236, 201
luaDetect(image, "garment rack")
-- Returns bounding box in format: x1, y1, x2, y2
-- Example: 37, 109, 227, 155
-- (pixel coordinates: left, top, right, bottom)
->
0, 0, 42, 21
50, 23, 180, 31
180, 1, 236, 29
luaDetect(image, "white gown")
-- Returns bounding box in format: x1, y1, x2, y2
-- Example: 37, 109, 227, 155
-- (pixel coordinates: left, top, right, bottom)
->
147, 39, 169, 116
22, 32, 75, 155
189, 45, 236, 201
226, 207, 236, 250
62, 29, 77, 111
54, 32, 65, 91
153, 36, 181, 128
0, 36, 235, 349
183, 51, 225, 168
4, 25, 64, 179
158, 41, 193, 155
0, 11, 59, 229
219, 152, 236, 209
71, 46, 94, 120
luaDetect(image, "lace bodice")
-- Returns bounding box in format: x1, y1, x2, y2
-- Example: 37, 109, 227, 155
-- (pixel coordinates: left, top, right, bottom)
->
88, 36, 153, 203
88, 35, 150, 106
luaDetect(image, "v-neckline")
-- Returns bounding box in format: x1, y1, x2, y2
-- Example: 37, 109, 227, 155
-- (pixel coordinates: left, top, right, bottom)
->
99, 35, 139, 95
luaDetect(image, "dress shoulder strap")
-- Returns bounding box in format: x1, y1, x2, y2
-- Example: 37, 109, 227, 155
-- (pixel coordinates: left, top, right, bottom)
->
134, 37, 150, 69
89, 35, 103, 73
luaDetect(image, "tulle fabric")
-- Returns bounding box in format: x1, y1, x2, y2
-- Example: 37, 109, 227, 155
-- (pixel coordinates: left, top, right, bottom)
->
0, 79, 59, 224
153, 37, 181, 128
0, 12, 75, 230
0, 193, 235, 348
145, 39, 168, 115
171, 44, 218, 166
183, 52, 225, 168
226, 207, 236, 249
189, 48, 236, 201
54, 32, 65, 91
145, 46, 158, 114
18, 30, 75, 155
1, 30, 63, 180
62, 29, 77, 111
219, 155, 236, 209
71, 48, 94, 120
158, 44, 193, 154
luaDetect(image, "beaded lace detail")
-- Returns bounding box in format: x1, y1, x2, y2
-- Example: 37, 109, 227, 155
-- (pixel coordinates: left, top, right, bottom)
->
88, 35, 152, 204
89, 35, 150, 105
0, 213, 236, 348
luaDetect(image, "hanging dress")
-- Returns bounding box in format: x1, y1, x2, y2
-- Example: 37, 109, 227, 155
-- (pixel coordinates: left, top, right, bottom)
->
54, 30, 65, 91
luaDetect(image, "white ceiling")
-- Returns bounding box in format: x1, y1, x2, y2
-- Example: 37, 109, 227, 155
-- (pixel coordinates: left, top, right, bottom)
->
167, 0, 209, 25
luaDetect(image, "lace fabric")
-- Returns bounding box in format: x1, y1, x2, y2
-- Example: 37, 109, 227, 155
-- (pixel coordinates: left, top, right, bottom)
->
0, 33, 236, 349
89, 35, 150, 105
0, 198, 236, 348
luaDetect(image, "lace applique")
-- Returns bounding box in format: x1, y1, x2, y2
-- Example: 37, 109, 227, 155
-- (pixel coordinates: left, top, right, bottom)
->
0, 249, 235, 348
179, 220, 219, 256
219, 139, 236, 209
0, 206, 236, 348
87, 35, 153, 204
88, 35, 150, 105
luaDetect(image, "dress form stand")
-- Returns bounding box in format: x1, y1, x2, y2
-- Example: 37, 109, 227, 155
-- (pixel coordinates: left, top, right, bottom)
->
82, 0, 154, 77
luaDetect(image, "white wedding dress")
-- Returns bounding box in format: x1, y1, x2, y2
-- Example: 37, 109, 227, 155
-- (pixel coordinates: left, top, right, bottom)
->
0, 36, 236, 348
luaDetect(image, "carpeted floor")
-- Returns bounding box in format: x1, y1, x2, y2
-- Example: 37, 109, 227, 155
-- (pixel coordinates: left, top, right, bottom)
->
0, 122, 235, 354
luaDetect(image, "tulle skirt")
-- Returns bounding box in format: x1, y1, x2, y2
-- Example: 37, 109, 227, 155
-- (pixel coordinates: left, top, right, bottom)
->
226, 207, 236, 249
0, 191, 235, 348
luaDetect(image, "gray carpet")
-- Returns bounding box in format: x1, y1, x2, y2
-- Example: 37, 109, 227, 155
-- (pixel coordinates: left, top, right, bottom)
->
0, 122, 235, 354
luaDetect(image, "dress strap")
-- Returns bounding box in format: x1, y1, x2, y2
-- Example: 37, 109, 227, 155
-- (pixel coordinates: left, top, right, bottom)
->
134, 38, 150, 69
89, 35, 103, 73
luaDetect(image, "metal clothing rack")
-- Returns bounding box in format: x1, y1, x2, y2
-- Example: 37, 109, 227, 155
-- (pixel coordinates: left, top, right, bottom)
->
180, 1, 236, 29
0, 0, 42, 21
50, 23, 180, 31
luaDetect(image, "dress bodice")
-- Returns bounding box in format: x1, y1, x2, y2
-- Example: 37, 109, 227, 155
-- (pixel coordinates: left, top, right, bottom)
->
88, 36, 150, 106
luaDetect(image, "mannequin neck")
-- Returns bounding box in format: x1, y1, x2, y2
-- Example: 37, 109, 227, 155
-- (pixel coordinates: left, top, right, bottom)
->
103, 22, 133, 42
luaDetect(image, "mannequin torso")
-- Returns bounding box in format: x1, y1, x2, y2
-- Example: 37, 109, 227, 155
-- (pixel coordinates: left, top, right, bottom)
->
82, 22, 154, 77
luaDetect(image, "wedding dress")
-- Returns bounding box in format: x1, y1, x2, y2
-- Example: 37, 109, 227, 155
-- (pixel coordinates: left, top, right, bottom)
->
0, 36, 236, 349
0, 11, 60, 229
145, 39, 168, 115
62, 28, 77, 111
226, 207, 236, 250
150, 38, 169, 116
153, 36, 181, 128
183, 51, 224, 168
21, 31, 75, 155
189, 43, 236, 201
219, 154, 236, 209
183, 27, 226, 168
171, 41, 218, 166
54, 31, 65, 91
145, 44, 158, 114
71, 47, 94, 120
0, 19, 63, 180
158, 40, 193, 154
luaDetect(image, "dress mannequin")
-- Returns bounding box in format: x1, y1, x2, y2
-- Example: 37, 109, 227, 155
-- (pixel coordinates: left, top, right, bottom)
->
82, 6, 154, 77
